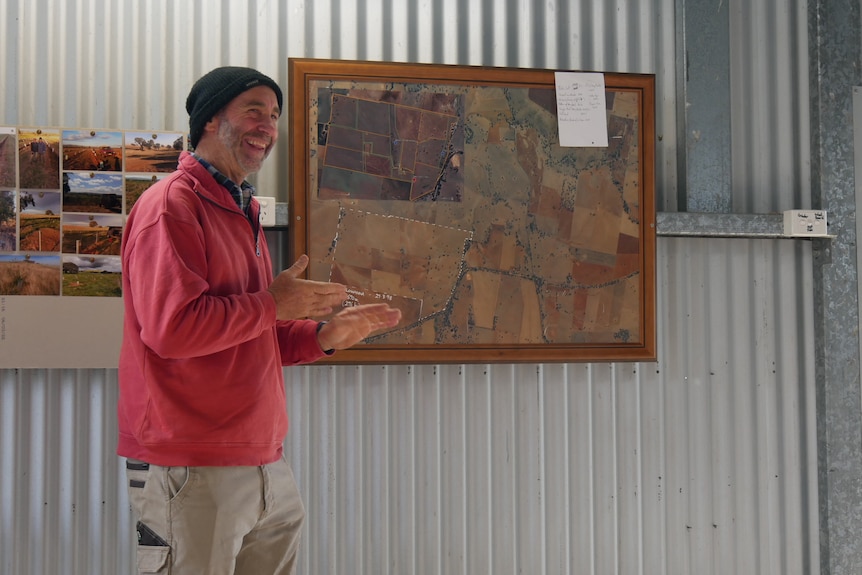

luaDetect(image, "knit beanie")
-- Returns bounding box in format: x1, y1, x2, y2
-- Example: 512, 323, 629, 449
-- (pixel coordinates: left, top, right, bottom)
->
185, 66, 283, 148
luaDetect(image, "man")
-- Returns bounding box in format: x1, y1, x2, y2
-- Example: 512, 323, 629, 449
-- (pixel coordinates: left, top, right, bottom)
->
118, 66, 401, 575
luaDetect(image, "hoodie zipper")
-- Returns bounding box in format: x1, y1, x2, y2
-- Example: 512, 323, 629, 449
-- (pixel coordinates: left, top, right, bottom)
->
196, 190, 262, 256
248, 197, 262, 256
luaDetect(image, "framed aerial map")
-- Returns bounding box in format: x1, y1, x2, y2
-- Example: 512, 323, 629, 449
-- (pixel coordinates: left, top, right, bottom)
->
288, 58, 656, 364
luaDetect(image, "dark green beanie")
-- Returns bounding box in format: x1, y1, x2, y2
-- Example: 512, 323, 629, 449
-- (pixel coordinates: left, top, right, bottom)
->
185, 66, 283, 148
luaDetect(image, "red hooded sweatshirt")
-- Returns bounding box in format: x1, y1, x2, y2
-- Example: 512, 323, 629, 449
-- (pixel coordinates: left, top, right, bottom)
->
118, 152, 326, 466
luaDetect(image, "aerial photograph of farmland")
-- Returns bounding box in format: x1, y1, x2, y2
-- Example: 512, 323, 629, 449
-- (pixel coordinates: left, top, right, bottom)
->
61, 213, 123, 256
18, 129, 61, 189
19, 190, 61, 252
125, 173, 165, 213
62, 254, 121, 297
0, 254, 61, 295
124, 131, 183, 172
62, 130, 123, 171
63, 172, 123, 213
0, 127, 16, 188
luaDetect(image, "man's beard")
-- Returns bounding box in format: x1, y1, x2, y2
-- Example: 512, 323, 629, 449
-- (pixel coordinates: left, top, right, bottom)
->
217, 118, 270, 175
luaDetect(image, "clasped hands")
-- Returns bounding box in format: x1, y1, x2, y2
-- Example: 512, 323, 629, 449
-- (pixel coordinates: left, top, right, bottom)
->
267, 254, 402, 351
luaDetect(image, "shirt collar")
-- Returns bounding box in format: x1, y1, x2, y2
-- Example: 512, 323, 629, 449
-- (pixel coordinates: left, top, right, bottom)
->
191, 153, 255, 212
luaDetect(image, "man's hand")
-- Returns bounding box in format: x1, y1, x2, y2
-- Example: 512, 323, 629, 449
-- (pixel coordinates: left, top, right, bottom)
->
268, 255, 348, 321
317, 303, 402, 351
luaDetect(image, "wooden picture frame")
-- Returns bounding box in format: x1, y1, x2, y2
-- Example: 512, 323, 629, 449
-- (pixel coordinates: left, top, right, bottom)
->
288, 58, 656, 364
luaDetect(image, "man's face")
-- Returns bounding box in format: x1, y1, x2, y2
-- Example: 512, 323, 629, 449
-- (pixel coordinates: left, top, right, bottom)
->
207, 85, 281, 182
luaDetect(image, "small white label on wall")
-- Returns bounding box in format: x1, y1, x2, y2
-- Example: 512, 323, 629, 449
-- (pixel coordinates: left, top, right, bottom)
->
783, 209, 828, 237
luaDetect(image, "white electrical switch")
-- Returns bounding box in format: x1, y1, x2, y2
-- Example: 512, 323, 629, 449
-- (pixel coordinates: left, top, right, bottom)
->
257, 196, 277, 227
783, 209, 828, 237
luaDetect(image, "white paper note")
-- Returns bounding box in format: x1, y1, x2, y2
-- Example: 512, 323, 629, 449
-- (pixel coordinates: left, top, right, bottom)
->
554, 71, 608, 147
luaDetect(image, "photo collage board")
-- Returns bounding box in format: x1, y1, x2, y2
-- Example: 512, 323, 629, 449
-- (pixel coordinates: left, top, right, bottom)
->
0, 127, 185, 297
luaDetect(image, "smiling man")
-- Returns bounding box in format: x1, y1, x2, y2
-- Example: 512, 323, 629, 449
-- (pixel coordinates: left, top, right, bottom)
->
118, 66, 401, 575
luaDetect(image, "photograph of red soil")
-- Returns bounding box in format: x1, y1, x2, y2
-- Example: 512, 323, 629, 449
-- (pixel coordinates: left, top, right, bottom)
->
19, 214, 61, 252
62, 224, 121, 256
124, 147, 181, 173
18, 130, 61, 189
63, 145, 123, 171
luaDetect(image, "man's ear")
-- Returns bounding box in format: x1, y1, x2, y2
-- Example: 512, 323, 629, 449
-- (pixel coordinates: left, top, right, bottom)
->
202, 116, 220, 139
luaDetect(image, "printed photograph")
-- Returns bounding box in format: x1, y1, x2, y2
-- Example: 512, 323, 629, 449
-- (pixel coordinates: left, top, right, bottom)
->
62, 254, 122, 297
63, 172, 123, 213
125, 173, 165, 213
0, 254, 61, 295
124, 131, 183, 172
0, 127, 16, 188
61, 213, 123, 256
19, 190, 61, 252
18, 129, 61, 189
0, 189, 17, 251
62, 130, 123, 172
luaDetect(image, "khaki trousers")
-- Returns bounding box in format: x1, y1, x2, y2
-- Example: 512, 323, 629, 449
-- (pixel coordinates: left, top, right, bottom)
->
126, 457, 306, 575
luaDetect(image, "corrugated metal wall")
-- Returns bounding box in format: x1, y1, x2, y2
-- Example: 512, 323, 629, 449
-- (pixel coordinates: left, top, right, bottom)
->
0, 1, 820, 574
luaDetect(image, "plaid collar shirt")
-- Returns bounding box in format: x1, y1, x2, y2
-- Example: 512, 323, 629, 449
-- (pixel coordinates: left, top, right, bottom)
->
191, 153, 255, 214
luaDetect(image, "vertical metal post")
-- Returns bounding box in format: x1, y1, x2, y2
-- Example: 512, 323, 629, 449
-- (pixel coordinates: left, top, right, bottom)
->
811, 1, 862, 572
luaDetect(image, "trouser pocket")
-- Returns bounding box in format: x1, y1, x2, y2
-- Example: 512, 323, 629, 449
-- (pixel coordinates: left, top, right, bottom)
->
136, 545, 169, 574
135, 521, 170, 574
